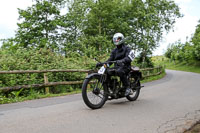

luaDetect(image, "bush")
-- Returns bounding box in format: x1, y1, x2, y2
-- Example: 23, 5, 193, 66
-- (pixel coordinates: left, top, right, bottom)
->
0, 48, 97, 98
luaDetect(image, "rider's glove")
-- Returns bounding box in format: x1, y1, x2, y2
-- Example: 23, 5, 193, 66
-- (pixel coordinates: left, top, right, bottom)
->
116, 60, 124, 66
96, 62, 103, 68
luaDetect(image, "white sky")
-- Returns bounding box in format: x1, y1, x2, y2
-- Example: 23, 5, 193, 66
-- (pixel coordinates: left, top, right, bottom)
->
0, 0, 200, 55
0, 0, 33, 39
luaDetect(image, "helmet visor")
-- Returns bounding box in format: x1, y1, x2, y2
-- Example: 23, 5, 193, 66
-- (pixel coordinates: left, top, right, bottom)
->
113, 37, 122, 45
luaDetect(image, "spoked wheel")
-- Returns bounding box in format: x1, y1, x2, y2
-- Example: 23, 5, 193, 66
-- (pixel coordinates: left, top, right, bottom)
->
126, 75, 141, 101
82, 74, 108, 109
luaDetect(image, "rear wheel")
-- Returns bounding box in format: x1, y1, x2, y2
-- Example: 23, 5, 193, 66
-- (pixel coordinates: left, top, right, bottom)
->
82, 74, 108, 109
126, 75, 141, 101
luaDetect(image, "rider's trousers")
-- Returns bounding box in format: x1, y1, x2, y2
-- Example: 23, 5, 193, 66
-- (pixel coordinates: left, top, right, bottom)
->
107, 66, 130, 87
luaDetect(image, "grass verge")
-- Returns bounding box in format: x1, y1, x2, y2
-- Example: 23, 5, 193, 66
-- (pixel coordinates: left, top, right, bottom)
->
0, 90, 82, 104
152, 56, 200, 74
165, 62, 200, 73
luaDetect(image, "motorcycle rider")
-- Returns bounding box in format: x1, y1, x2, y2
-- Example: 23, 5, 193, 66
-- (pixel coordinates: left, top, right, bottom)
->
96, 33, 135, 96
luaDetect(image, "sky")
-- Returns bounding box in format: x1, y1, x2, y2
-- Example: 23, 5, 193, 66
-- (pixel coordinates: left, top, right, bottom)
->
0, 0, 200, 55
0, 0, 32, 39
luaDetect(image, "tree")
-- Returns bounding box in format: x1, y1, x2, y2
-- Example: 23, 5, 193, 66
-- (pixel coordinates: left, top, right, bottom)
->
7, 0, 181, 62
61, 0, 89, 56
183, 41, 195, 63
191, 20, 200, 60
15, 0, 66, 51
0, 38, 17, 51
127, 0, 181, 65
82, 0, 181, 62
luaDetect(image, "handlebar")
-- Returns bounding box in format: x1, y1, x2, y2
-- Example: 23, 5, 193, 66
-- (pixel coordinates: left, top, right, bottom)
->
94, 58, 116, 64
106, 61, 117, 64
94, 58, 118, 68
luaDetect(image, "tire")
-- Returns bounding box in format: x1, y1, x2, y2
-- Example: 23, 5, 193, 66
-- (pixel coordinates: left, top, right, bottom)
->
126, 75, 141, 101
82, 74, 108, 109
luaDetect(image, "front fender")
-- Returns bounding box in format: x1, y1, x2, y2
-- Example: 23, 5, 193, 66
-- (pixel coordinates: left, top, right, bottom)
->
85, 73, 101, 79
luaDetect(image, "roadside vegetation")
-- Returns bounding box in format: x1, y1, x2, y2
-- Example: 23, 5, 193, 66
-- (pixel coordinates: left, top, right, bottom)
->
153, 19, 200, 74
152, 56, 200, 74
0, 0, 181, 104
158, 20, 200, 73
0, 48, 166, 104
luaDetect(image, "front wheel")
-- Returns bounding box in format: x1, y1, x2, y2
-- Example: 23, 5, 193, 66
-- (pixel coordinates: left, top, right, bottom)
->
82, 74, 108, 109
126, 76, 141, 101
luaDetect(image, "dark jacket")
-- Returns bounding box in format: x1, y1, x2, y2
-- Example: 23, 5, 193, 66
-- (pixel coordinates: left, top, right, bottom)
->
107, 44, 133, 67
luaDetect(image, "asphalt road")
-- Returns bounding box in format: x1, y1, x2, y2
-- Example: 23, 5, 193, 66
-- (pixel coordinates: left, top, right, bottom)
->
0, 70, 200, 133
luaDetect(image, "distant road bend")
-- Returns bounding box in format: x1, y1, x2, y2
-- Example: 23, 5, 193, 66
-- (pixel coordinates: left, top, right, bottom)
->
0, 70, 200, 133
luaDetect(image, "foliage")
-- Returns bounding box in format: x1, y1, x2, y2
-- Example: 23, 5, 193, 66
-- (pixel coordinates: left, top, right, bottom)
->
153, 56, 200, 74
0, 48, 97, 99
83, 0, 182, 61
2, 0, 181, 59
15, 0, 66, 51
191, 20, 200, 60
164, 40, 195, 64
135, 52, 154, 68
164, 20, 200, 64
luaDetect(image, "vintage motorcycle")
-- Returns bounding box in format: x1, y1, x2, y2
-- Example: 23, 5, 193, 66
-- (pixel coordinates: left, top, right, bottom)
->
82, 60, 143, 109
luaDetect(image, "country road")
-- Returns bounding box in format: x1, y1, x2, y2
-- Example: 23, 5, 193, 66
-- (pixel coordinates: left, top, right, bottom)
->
0, 70, 200, 133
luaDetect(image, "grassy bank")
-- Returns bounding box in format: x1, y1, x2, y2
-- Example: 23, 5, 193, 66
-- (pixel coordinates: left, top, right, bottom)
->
152, 56, 200, 74
165, 62, 200, 73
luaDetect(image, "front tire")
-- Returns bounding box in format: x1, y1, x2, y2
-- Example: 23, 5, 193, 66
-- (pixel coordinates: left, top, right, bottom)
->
82, 74, 108, 109
126, 75, 141, 101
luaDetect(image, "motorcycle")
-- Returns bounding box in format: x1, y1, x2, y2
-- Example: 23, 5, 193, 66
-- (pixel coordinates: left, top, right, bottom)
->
82, 60, 143, 109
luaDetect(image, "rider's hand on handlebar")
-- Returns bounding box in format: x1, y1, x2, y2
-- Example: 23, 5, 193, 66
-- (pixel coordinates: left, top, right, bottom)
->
116, 60, 124, 66
96, 62, 103, 68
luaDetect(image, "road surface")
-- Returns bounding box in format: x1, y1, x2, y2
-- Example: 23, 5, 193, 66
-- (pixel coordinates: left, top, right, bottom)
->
0, 70, 200, 133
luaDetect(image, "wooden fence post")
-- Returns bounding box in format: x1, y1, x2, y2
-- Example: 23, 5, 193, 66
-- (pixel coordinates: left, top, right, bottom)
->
44, 73, 49, 94
157, 67, 159, 74
86, 72, 88, 77
147, 70, 150, 77
160, 66, 163, 73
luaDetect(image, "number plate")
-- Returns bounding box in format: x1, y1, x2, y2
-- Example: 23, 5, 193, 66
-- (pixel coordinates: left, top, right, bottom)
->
128, 50, 135, 61
98, 66, 106, 74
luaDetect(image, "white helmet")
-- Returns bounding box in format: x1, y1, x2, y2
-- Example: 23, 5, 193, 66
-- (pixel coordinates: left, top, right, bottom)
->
113, 33, 124, 46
